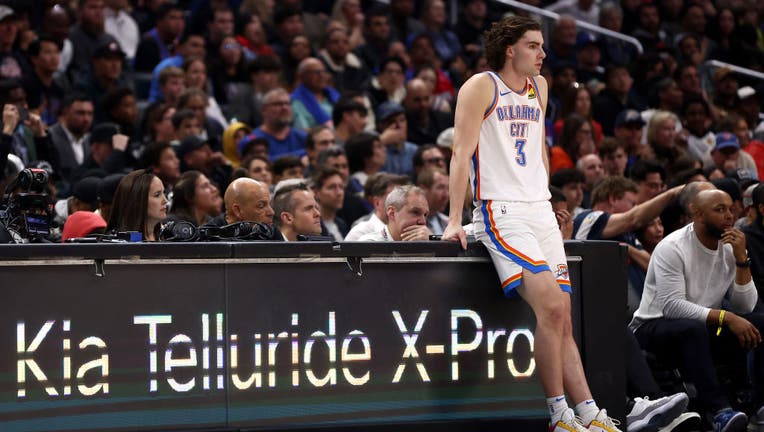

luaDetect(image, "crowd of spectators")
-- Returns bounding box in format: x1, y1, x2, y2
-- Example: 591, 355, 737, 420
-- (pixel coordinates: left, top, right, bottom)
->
0, 0, 760, 245
1, 0, 764, 426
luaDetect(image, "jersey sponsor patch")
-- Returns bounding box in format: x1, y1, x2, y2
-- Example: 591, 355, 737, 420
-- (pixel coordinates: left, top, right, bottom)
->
527, 83, 536, 100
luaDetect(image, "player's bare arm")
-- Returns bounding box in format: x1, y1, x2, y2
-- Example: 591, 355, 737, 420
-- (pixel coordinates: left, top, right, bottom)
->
534, 75, 550, 178
442, 73, 494, 249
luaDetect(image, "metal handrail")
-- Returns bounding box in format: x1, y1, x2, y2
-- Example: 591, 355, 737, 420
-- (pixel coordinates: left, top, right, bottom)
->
704, 59, 764, 81
493, 0, 644, 55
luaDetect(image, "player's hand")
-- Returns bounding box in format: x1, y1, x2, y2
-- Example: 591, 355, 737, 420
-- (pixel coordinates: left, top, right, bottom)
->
726, 313, 761, 349
721, 228, 747, 262
401, 224, 431, 241
442, 222, 467, 250
112, 133, 129, 152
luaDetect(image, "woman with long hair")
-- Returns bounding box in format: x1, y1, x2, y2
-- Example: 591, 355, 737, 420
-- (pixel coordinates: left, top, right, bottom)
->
169, 170, 223, 226
143, 103, 176, 145
107, 169, 168, 241
553, 83, 602, 144
209, 36, 250, 106
282, 35, 313, 87
647, 110, 686, 175
236, 13, 275, 60
550, 113, 596, 174
182, 57, 229, 129
241, 154, 273, 187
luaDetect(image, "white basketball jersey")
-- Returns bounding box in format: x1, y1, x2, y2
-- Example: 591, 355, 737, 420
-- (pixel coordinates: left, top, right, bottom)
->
470, 71, 550, 203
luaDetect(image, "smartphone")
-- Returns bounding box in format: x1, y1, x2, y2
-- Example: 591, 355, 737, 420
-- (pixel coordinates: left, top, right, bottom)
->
16, 105, 28, 123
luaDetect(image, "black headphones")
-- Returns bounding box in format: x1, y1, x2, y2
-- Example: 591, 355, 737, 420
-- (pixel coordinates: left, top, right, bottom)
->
159, 220, 276, 242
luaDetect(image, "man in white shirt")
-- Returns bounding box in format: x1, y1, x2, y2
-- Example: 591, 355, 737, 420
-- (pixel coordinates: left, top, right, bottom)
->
630, 189, 763, 431
417, 167, 449, 235
103, 0, 139, 60
359, 185, 431, 241
345, 173, 410, 241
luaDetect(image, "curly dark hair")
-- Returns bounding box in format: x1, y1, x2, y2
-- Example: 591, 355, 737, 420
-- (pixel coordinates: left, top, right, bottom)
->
484, 15, 542, 71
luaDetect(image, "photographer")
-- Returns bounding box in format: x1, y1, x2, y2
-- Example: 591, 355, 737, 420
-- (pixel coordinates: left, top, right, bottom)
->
0, 80, 57, 168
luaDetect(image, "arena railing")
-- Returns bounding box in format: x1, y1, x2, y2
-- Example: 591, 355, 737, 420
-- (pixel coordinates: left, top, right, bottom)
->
493, 0, 644, 55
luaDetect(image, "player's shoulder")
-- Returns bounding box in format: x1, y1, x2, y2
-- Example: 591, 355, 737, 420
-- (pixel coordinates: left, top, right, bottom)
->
457, 71, 497, 105
531, 74, 548, 91
461, 71, 496, 92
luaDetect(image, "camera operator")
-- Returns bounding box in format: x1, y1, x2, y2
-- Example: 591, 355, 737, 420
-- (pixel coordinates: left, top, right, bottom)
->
1, 167, 55, 243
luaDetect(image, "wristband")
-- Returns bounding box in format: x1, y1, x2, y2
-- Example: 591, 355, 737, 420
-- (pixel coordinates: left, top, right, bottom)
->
716, 310, 725, 336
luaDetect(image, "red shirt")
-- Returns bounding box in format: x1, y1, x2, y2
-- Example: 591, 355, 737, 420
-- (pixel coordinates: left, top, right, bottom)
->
744, 140, 764, 178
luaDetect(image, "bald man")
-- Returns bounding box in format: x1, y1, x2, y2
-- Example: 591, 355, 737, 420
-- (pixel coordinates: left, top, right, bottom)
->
678, 180, 716, 220
630, 189, 763, 430
402, 78, 453, 145
291, 57, 339, 130
223, 178, 275, 225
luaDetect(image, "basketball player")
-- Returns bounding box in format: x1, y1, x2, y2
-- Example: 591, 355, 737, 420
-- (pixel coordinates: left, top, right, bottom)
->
442, 16, 620, 432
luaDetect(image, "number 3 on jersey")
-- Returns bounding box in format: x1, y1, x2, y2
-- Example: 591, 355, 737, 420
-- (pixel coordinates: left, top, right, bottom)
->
514, 139, 527, 166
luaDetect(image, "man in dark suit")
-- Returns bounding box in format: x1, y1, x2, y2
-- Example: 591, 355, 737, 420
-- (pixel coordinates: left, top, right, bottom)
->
48, 93, 94, 184
312, 167, 348, 241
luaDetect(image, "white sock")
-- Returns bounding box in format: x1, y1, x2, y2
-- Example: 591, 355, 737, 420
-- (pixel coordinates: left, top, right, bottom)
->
575, 399, 600, 425
547, 395, 568, 423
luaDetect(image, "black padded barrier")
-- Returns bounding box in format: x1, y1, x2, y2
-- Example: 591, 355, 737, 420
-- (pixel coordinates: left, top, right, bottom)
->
0, 240, 626, 432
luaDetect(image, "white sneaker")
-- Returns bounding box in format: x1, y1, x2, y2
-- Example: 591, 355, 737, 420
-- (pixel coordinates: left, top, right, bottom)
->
551, 408, 591, 432
588, 409, 623, 432
627, 393, 689, 432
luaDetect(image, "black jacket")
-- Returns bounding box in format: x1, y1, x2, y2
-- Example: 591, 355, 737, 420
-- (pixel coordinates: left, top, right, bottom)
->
742, 220, 764, 300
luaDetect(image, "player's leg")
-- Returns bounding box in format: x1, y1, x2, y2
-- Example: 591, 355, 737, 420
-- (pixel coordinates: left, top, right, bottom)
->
559, 292, 592, 403
474, 201, 592, 430
517, 270, 592, 431
533, 202, 621, 432
516, 269, 568, 398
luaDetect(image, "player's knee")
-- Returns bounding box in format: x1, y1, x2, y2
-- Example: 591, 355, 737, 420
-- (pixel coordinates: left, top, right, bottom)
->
538, 298, 568, 330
